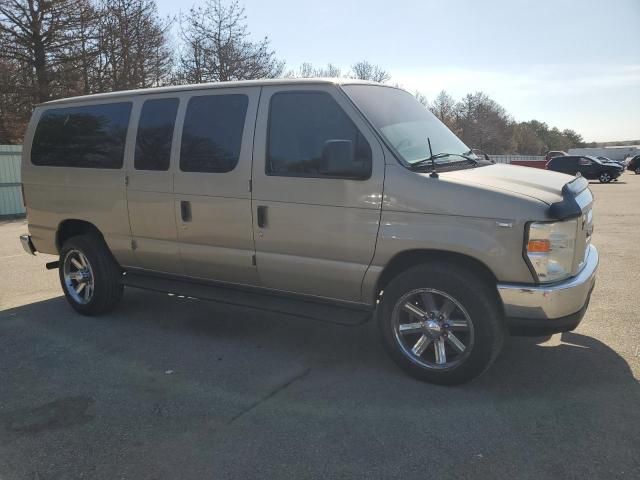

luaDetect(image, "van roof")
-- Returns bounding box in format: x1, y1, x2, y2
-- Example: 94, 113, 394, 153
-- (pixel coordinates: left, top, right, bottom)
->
40, 78, 388, 106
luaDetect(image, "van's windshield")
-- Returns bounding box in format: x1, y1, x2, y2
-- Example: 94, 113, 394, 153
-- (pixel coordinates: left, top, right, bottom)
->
342, 85, 472, 166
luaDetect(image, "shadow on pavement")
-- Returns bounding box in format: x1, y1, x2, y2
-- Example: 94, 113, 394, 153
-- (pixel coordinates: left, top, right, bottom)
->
2, 289, 637, 395
1, 289, 639, 479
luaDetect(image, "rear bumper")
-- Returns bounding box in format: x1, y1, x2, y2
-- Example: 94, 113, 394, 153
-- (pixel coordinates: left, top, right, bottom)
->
498, 245, 598, 335
20, 234, 37, 255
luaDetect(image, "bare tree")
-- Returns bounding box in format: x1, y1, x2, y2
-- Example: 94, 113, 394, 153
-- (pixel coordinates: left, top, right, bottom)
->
0, 0, 89, 102
512, 122, 545, 154
69, 1, 100, 95
97, 0, 173, 90
414, 91, 428, 107
350, 60, 390, 83
0, 53, 31, 142
179, 0, 284, 83
292, 62, 341, 78
429, 90, 457, 130
455, 92, 514, 153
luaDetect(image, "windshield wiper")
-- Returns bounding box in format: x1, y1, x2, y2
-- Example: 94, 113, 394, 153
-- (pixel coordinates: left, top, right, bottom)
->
409, 152, 478, 171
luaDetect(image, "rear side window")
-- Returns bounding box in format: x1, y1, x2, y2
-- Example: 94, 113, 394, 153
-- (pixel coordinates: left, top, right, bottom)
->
32, 102, 132, 168
135, 98, 179, 171
550, 157, 574, 167
180, 94, 248, 173
267, 91, 372, 179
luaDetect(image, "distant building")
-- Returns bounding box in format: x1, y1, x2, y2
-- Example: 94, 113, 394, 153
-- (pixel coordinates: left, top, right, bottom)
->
568, 146, 640, 161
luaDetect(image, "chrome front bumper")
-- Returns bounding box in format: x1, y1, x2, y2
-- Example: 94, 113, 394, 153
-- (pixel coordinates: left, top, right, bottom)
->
20, 234, 37, 255
497, 245, 598, 321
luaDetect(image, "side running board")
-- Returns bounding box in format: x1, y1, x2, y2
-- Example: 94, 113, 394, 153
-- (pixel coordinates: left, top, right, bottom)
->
121, 272, 372, 327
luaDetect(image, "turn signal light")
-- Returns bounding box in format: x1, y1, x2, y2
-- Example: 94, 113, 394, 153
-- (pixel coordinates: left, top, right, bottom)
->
527, 239, 551, 253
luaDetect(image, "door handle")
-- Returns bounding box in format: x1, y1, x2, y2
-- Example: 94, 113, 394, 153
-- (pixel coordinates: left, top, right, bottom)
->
257, 205, 267, 228
181, 201, 192, 222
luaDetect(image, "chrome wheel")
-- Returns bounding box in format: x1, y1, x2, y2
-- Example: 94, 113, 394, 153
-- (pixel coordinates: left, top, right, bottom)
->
392, 288, 474, 370
63, 249, 94, 304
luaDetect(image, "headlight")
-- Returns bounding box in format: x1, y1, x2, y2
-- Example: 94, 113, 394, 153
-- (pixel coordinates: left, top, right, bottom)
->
526, 219, 578, 283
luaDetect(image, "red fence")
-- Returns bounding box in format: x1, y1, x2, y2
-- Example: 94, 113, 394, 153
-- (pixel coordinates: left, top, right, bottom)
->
510, 160, 546, 169
490, 155, 546, 169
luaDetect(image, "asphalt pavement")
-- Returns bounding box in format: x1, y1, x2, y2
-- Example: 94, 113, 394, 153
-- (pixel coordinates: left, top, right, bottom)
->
1, 174, 638, 479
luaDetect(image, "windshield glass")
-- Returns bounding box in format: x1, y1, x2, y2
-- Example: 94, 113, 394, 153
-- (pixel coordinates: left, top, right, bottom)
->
342, 85, 470, 165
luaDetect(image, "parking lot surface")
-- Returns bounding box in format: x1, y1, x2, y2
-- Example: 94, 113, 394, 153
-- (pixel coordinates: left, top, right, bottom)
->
1, 174, 639, 479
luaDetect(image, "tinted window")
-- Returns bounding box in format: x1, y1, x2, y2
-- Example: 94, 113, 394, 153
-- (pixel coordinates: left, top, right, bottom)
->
180, 94, 248, 173
32, 103, 132, 168
135, 98, 179, 171
549, 157, 575, 168
267, 91, 372, 179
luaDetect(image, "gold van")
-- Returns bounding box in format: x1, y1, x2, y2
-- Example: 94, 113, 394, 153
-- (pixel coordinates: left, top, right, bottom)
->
20, 79, 598, 384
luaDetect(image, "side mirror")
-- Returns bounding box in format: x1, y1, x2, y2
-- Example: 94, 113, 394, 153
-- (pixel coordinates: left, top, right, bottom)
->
320, 139, 363, 178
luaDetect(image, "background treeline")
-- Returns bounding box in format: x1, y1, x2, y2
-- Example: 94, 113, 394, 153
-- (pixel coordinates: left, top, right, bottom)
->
425, 90, 590, 155
0, 0, 593, 154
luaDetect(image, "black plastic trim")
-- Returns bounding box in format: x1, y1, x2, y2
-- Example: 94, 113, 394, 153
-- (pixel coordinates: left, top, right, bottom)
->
548, 175, 589, 220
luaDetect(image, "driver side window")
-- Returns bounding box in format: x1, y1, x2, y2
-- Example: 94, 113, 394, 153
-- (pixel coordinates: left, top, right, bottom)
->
266, 91, 372, 179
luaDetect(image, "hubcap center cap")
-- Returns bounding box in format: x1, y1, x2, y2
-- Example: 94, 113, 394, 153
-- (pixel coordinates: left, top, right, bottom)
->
72, 269, 91, 282
423, 320, 443, 337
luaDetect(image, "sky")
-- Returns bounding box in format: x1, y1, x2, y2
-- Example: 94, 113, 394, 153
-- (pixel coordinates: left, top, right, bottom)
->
157, 0, 640, 142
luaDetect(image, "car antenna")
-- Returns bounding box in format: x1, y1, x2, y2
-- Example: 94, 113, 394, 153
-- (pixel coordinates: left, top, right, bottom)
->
427, 138, 438, 178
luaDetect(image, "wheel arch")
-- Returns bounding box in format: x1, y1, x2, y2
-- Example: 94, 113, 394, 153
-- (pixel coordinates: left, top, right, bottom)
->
56, 219, 105, 253
374, 249, 500, 301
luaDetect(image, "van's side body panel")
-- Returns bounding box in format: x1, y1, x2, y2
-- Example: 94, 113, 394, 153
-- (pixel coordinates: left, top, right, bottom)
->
360, 164, 549, 303
173, 86, 260, 285
124, 93, 181, 274
251, 84, 385, 302
22, 100, 135, 266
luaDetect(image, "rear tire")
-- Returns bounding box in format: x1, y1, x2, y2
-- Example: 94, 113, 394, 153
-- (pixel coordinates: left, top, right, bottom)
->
378, 263, 505, 385
635, 167, 640, 174
59, 234, 123, 315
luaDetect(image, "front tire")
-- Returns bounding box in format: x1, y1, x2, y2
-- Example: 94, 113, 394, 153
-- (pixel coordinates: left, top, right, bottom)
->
599, 172, 612, 183
378, 263, 505, 385
59, 234, 123, 315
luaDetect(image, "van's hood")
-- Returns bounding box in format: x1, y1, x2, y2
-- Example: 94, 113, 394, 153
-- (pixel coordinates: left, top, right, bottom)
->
442, 163, 572, 205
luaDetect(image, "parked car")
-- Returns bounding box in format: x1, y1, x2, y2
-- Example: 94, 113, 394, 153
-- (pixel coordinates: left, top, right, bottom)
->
545, 150, 567, 162
546, 155, 623, 183
627, 155, 640, 174
19, 79, 598, 385
596, 156, 626, 169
